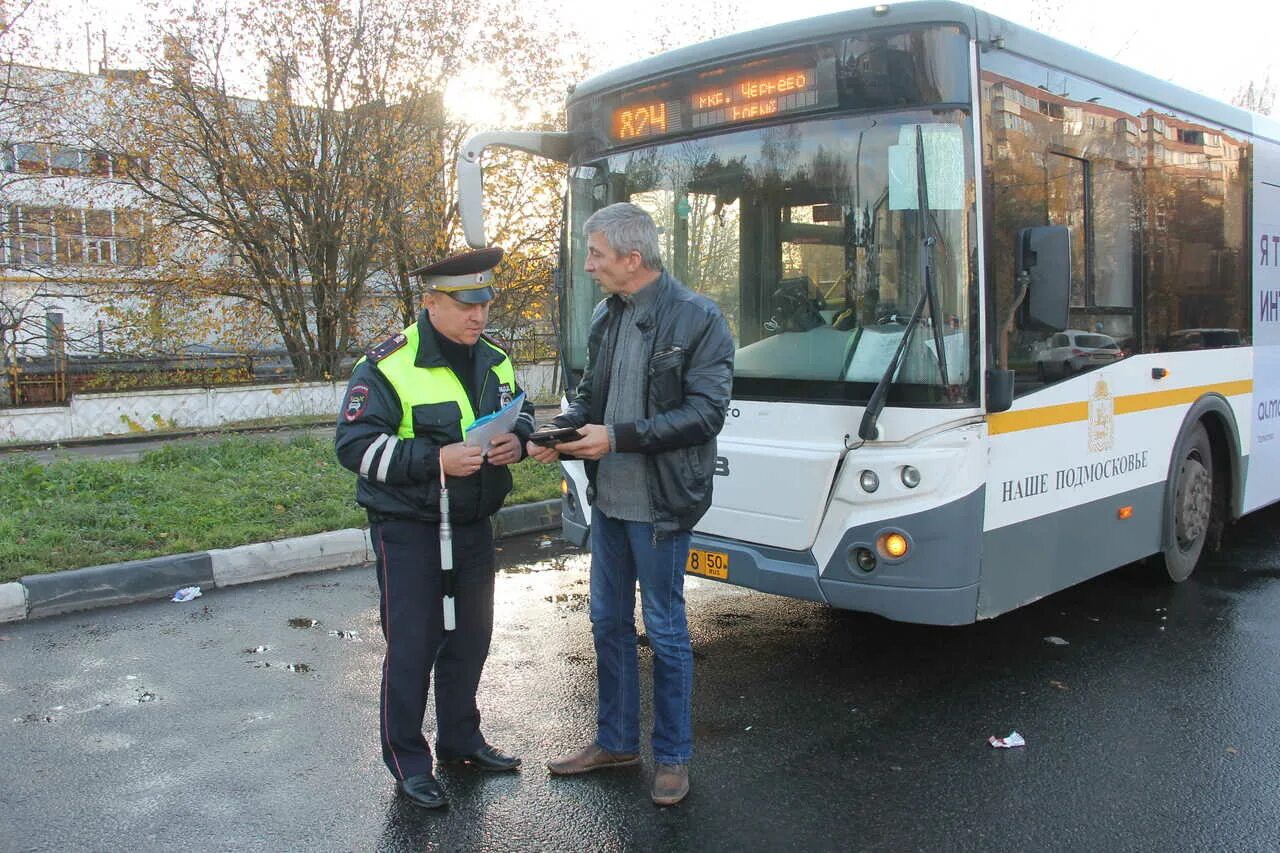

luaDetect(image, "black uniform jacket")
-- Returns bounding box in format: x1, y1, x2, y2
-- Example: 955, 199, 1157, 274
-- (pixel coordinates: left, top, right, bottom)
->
552, 271, 734, 535
335, 312, 536, 524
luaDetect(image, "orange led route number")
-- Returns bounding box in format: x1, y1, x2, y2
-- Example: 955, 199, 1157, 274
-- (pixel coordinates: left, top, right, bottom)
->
611, 68, 816, 142
614, 101, 668, 141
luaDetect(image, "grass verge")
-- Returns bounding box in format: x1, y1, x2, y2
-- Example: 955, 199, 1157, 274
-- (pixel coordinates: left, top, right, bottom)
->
0, 434, 562, 582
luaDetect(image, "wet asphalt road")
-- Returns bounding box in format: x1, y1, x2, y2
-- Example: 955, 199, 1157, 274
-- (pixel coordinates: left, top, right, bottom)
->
3, 507, 1280, 852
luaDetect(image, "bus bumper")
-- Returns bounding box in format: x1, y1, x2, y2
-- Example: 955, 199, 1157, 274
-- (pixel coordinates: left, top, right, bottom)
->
687, 534, 825, 603
562, 514, 589, 547
819, 578, 979, 626
563, 520, 826, 603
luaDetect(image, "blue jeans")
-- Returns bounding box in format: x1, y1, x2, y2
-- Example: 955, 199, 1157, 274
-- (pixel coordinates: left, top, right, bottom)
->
589, 507, 694, 765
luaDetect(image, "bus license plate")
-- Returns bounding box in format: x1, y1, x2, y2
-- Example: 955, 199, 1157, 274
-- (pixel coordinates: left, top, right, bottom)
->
686, 548, 729, 580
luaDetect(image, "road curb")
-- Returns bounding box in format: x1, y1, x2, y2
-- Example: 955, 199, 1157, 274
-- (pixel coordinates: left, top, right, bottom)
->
2, 499, 562, 624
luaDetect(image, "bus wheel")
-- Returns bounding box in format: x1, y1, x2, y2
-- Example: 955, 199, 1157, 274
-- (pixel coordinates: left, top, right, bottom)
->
1160, 423, 1213, 582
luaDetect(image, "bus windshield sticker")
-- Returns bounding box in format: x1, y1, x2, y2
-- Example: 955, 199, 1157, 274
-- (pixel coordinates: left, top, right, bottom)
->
888, 124, 964, 211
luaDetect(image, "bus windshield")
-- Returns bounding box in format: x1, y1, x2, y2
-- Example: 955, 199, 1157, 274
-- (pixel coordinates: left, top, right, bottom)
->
566, 109, 978, 405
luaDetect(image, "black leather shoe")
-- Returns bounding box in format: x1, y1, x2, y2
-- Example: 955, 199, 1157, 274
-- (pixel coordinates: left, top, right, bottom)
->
397, 773, 446, 809
440, 744, 522, 772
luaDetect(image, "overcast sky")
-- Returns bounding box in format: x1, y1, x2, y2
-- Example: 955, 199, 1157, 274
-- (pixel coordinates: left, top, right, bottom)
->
29, 0, 1278, 115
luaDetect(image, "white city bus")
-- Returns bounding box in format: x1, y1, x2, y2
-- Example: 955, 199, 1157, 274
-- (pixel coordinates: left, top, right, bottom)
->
459, 2, 1280, 624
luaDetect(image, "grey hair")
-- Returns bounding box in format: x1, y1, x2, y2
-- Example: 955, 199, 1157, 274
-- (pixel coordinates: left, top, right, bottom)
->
583, 203, 663, 271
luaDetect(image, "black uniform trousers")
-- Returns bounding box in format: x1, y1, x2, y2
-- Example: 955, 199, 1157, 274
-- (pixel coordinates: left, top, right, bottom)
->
371, 516, 496, 780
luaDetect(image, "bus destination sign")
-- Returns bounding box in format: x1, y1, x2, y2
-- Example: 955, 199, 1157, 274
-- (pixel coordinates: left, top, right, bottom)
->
610, 55, 836, 143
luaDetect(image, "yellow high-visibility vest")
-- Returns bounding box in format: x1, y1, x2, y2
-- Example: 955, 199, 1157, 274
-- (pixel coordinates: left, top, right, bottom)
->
367, 323, 516, 440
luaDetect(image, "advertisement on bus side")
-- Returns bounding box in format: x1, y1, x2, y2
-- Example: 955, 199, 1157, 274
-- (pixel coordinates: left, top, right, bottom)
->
1246, 136, 1280, 513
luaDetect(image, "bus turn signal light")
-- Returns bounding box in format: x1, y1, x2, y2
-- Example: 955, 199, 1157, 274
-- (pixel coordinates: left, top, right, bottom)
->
878, 532, 909, 559
1117, 505, 1133, 520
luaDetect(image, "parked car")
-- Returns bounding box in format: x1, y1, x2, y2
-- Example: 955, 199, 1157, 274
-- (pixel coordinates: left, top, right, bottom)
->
1034, 329, 1123, 379
1165, 328, 1243, 350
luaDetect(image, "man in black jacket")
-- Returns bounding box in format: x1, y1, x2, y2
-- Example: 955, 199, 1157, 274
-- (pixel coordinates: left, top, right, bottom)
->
335, 247, 535, 809
528, 203, 734, 806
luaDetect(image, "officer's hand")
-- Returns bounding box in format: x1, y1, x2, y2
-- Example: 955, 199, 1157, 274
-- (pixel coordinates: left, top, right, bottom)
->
556, 423, 611, 461
525, 436, 560, 463
440, 442, 484, 477
486, 433, 522, 467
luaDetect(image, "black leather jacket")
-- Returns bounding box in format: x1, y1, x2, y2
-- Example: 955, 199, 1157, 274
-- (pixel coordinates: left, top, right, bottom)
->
553, 271, 734, 535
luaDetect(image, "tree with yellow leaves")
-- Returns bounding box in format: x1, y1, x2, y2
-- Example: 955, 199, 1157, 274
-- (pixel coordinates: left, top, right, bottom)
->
79, 0, 570, 380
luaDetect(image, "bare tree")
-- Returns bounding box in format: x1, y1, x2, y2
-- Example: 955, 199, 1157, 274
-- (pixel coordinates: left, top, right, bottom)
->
1233, 75, 1274, 115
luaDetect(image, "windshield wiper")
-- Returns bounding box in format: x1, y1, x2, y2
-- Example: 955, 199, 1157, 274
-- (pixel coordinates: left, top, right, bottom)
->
858, 124, 950, 441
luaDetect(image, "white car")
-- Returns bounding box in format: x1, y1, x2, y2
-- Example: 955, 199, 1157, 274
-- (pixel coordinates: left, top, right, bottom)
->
1034, 329, 1122, 379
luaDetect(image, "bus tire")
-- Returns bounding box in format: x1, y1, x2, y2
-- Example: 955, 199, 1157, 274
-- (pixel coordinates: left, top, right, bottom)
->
1159, 423, 1213, 582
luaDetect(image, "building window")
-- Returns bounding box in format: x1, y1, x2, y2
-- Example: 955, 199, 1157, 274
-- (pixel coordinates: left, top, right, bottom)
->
14, 143, 49, 173
3, 205, 149, 268
2, 143, 145, 178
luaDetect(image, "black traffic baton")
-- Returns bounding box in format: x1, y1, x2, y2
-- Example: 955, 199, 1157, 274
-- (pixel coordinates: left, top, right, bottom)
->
439, 466, 456, 631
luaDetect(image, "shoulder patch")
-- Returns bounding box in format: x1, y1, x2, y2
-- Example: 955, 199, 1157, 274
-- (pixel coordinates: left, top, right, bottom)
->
367, 333, 408, 363
343, 384, 370, 422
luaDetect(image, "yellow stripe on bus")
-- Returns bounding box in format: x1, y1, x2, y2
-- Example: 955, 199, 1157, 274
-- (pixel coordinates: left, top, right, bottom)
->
987, 380, 1252, 435
1113, 379, 1253, 414
987, 401, 1087, 434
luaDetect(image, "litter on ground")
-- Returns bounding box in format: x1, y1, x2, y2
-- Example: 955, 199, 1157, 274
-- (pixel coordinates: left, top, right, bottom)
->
988, 731, 1026, 748
172, 586, 202, 603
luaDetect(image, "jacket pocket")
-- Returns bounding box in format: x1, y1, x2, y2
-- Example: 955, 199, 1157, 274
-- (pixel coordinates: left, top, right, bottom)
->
648, 345, 684, 411
412, 401, 463, 444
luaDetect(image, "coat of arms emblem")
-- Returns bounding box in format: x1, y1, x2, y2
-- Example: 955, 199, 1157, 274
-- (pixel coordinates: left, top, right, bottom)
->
1088, 379, 1115, 452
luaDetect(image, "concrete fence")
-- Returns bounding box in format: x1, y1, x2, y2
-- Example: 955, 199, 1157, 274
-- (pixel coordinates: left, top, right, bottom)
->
0, 360, 559, 444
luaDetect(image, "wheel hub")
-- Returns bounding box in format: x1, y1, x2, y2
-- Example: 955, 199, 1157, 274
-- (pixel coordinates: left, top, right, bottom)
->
1174, 457, 1211, 549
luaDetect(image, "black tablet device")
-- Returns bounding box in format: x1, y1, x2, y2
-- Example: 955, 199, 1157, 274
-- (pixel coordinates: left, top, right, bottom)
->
528, 426, 584, 445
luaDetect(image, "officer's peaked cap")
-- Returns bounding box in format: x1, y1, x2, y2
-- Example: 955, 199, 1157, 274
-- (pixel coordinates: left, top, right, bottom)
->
411, 247, 503, 304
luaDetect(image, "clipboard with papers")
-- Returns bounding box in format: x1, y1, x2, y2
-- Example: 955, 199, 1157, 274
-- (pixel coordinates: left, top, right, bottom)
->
463, 392, 525, 449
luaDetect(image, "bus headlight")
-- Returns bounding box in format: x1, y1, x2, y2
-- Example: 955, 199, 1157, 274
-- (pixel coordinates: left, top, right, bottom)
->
852, 547, 877, 572
859, 469, 880, 493
900, 465, 921, 488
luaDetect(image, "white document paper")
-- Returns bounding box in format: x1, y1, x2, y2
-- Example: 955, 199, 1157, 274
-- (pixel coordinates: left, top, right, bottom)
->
463, 392, 525, 449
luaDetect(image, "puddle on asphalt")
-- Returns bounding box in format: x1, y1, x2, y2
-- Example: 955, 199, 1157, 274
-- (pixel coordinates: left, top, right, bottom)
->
246, 661, 313, 673
288, 618, 320, 629
17, 713, 54, 723
501, 552, 591, 575
543, 592, 590, 612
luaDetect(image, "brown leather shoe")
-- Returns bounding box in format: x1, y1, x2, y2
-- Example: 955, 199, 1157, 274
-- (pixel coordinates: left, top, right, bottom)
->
651, 763, 689, 806
546, 743, 640, 776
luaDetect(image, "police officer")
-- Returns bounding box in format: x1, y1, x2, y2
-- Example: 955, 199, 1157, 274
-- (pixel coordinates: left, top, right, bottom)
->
335, 247, 535, 809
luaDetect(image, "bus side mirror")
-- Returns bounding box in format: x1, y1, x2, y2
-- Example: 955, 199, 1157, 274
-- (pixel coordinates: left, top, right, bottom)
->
986, 368, 1014, 413
1016, 225, 1070, 331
